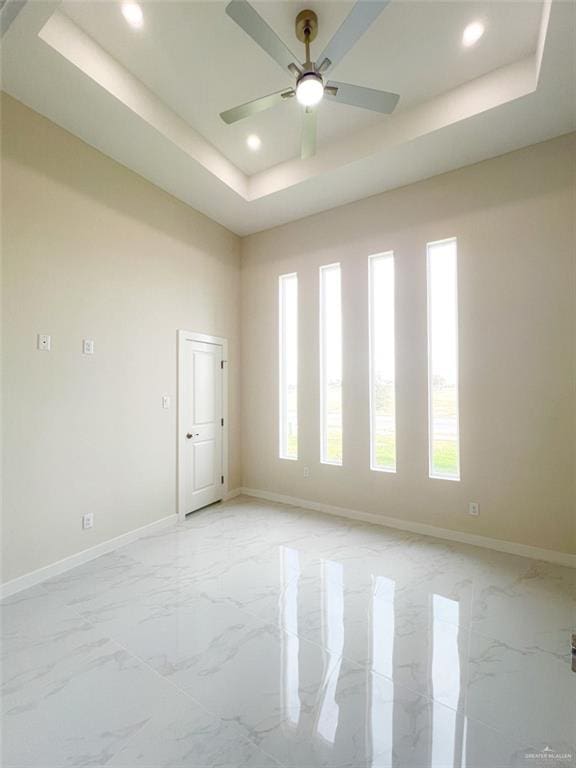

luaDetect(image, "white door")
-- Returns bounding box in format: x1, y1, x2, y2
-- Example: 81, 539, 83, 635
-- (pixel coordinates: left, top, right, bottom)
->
181, 338, 224, 514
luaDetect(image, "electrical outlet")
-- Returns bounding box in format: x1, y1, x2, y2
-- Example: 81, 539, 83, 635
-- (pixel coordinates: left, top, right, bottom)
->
37, 334, 51, 351
303, 466, 310, 479
82, 513, 94, 530
468, 502, 480, 517
82, 339, 95, 355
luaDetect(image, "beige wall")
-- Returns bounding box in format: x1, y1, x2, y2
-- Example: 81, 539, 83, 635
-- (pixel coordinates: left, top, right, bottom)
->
2, 95, 575, 586
241, 133, 576, 555
1, 94, 241, 582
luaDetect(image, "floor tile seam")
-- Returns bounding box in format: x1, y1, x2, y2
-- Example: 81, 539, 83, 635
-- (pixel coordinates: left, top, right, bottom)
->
28, 509, 567, 760
457, 596, 560, 750
183, 509, 576, 745
95, 628, 285, 767
232, 598, 536, 750
467, 623, 575, 660
59, 597, 289, 768
223, 597, 473, 723
3, 612, 196, 768
122, 547, 292, 576
0, 580, 50, 605
253, 500, 575, 572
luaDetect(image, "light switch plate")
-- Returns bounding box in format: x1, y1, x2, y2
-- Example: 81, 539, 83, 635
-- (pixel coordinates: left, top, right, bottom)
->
37, 334, 51, 351
162, 395, 170, 409
82, 513, 94, 530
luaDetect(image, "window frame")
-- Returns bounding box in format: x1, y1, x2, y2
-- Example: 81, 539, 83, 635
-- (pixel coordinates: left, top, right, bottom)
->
278, 272, 298, 461
426, 237, 461, 481
319, 262, 343, 466
368, 251, 397, 473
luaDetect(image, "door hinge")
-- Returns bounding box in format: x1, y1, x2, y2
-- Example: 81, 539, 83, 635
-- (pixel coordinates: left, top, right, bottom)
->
220, 360, 224, 369
221, 418, 224, 427
221, 475, 224, 485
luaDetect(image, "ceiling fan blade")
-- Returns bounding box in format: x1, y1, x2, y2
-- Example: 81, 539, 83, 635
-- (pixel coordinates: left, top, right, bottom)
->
226, 0, 300, 76
301, 107, 317, 160
220, 89, 294, 124
325, 81, 399, 113
316, 1, 391, 74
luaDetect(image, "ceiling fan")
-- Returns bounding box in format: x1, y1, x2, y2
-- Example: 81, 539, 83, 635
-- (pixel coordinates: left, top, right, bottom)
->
220, 0, 400, 160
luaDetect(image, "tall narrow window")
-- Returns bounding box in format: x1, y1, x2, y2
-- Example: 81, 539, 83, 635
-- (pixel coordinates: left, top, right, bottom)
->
320, 263, 342, 465
427, 238, 460, 480
279, 273, 298, 459
369, 252, 396, 472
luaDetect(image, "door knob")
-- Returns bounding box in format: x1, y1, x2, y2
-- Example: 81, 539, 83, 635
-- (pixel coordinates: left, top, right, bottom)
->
186, 432, 199, 439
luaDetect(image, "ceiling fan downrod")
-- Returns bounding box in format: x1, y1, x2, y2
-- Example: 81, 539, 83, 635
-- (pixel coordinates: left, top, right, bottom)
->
295, 9, 318, 68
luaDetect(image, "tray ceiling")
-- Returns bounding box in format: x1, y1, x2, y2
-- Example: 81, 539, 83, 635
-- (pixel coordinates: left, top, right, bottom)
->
1, 0, 575, 234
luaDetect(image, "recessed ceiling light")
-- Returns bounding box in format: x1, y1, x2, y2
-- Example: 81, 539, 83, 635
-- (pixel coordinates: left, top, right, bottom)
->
462, 21, 484, 47
121, 2, 144, 29
246, 134, 262, 151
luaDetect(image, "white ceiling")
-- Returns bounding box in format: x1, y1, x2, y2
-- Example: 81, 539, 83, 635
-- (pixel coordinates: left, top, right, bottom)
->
59, 0, 544, 173
2, 0, 575, 235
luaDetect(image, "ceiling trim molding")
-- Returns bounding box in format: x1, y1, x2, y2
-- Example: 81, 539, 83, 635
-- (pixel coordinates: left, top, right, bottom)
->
249, 0, 553, 200
248, 53, 539, 200
36, 2, 554, 205
0, 0, 27, 38
535, 0, 553, 82
39, 9, 248, 198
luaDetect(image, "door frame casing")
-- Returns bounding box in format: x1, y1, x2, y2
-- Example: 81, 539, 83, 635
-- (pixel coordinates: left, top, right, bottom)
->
177, 329, 229, 522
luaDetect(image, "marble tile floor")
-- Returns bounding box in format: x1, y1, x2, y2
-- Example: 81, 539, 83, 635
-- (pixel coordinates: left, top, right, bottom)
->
2, 495, 575, 767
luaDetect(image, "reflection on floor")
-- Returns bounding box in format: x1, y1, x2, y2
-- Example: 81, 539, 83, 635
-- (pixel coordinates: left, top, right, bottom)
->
2, 496, 575, 767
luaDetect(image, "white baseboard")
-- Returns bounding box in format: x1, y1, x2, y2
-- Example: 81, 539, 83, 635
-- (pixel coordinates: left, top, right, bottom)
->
0, 515, 177, 600
3, 487, 571, 600
238, 487, 576, 568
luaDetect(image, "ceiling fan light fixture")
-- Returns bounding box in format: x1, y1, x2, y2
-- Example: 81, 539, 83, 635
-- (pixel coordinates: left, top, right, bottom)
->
296, 73, 324, 107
